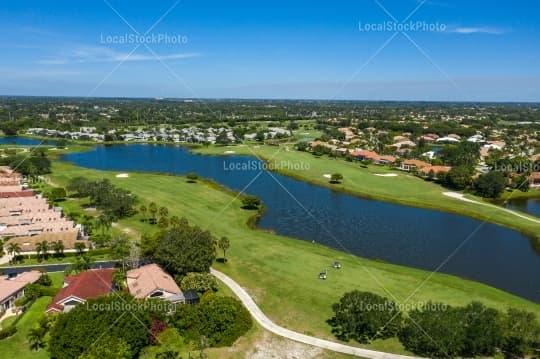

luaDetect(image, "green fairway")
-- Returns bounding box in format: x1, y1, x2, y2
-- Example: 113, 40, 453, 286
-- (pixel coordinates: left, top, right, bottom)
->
193, 144, 540, 241
48, 160, 540, 354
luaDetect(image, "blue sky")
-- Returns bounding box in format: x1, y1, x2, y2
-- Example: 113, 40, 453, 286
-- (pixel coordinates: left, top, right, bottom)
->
1, 0, 539, 101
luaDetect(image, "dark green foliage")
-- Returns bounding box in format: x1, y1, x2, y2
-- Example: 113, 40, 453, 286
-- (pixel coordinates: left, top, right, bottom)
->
474, 171, 506, 198
37, 273, 52, 286
0, 325, 17, 339
0, 154, 51, 176
48, 187, 67, 202
241, 195, 261, 209
443, 165, 474, 190
186, 172, 199, 182
328, 291, 402, 343
460, 302, 504, 357
154, 220, 216, 276
172, 295, 252, 347
79, 336, 132, 359
502, 308, 540, 357
330, 173, 343, 184
66, 177, 137, 219
399, 303, 465, 358
48, 295, 154, 359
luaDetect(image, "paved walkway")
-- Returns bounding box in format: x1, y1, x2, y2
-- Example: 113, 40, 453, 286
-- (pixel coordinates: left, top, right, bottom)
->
442, 192, 540, 224
211, 268, 421, 359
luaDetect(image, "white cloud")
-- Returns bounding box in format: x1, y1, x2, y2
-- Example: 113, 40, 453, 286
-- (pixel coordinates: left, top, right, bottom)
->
37, 45, 201, 65
446, 26, 507, 35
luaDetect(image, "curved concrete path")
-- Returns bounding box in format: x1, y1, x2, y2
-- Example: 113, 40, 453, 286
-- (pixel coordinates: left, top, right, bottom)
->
442, 192, 540, 224
211, 268, 420, 359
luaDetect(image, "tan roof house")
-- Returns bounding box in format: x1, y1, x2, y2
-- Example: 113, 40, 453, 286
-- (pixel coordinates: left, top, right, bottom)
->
0, 271, 41, 311
127, 264, 185, 303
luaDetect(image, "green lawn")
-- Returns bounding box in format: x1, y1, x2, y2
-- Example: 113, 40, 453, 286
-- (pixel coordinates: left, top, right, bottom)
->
48, 160, 540, 355
193, 144, 540, 241
0, 297, 52, 359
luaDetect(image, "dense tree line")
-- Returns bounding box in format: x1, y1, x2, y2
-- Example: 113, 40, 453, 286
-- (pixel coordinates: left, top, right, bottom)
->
329, 290, 540, 358
67, 177, 137, 219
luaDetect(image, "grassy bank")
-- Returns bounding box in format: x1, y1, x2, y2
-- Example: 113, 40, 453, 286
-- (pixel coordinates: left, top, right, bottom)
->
49, 160, 540, 354
192, 144, 540, 241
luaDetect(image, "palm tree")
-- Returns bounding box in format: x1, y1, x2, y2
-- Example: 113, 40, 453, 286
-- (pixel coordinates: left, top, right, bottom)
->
7, 242, 22, 263
158, 216, 169, 228
27, 327, 46, 350
74, 242, 86, 256
170, 215, 181, 228
218, 236, 230, 262
36, 241, 49, 261
139, 204, 148, 222
159, 206, 169, 218
53, 240, 65, 258
96, 213, 112, 235
148, 202, 158, 224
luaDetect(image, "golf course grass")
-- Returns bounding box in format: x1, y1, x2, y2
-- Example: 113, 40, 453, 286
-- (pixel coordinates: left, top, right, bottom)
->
48, 160, 540, 354
192, 144, 540, 242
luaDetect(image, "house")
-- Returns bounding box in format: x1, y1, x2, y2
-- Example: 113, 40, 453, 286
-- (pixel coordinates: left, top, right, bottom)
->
418, 166, 452, 178
0, 271, 41, 311
399, 160, 431, 172
529, 172, 540, 188
350, 150, 379, 161
126, 263, 185, 303
376, 155, 396, 165
46, 269, 114, 314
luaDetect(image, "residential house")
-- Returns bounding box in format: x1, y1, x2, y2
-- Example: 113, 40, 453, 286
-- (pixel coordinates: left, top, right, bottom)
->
399, 159, 431, 172
529, 172, 540, 188
46, 269, 114, 314
0, 271, 41, 311
418, 165, 452, 178
126, 263, 186, 303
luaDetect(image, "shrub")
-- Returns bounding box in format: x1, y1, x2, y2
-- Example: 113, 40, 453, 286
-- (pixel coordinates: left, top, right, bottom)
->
172, 295, 252, 347
0, 325, 17, 340
328, 290, 402, 343
180, 272, 218, 294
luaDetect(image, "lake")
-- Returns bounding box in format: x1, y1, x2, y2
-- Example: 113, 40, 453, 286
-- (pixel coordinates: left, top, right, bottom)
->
62, 144, 540, 302
0, 136, 55, 146
505, 198, 540, 218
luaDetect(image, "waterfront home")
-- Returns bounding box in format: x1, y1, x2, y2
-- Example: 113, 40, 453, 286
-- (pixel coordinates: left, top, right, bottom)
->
399, 159, 431, 172
529, 172, 540, 188
0, 271, 41, 311
418, 165, 452, 178
46, 269, 114, 314
126, 263, 185, 303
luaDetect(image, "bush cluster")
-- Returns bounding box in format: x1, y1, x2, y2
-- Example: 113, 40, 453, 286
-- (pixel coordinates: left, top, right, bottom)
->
330, 290, 540, 358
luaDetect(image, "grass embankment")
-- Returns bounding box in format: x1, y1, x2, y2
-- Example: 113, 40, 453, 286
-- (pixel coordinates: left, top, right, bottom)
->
193, 144, 540, 240
49, 160, 540, 354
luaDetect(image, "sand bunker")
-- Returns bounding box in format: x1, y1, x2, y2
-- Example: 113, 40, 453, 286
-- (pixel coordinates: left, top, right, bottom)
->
116, 173, 129, 178
374, 173, 398, 177
224, 150, 235, 154
323, 174, 332, 179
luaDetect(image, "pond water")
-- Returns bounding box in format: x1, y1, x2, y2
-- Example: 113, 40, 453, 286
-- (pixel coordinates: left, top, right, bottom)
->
505, 198, 540, 218
0, 136, 55, 146
62, 144, 540, 302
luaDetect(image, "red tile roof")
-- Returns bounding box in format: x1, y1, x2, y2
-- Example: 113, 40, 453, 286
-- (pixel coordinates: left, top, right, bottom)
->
46, 269, 114, 313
